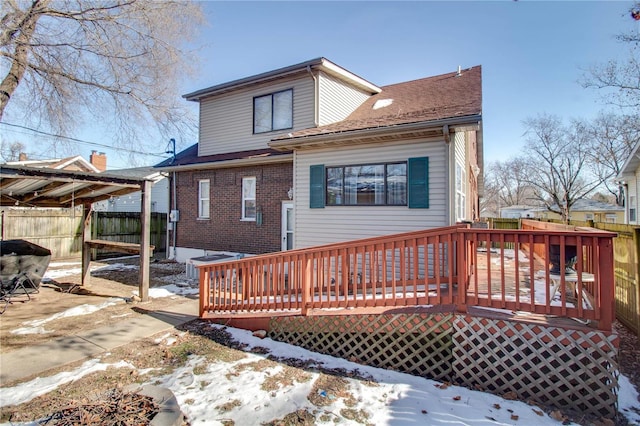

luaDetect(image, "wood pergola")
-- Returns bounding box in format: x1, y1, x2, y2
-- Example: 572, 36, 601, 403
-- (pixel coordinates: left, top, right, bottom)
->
0, 164, 155, 301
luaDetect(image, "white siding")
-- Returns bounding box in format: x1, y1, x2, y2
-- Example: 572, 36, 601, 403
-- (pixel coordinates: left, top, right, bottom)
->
294, 139, 448, 249
318, 71, 371, 126
198, 77, 315, 156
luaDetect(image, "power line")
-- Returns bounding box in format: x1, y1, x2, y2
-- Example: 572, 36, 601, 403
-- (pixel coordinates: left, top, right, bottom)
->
0, 122, 168, 157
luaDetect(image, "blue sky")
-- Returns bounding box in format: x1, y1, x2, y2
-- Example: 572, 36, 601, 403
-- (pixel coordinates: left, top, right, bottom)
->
187, 0, 635, 166
3, 1, 638, 169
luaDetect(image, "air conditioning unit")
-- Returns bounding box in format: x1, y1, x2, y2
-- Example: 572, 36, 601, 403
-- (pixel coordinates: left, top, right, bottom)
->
185, 253, 235, 280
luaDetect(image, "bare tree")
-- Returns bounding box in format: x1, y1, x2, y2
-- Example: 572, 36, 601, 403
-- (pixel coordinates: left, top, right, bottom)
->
0, 140, 25, 161
479, 174, 501, 218
582, 3, 640, 110
490, 158, 537, 205
0, 0, 204, 158
583, 113, 640, 204
521, 114, 603, 223
481, 158, 538, 217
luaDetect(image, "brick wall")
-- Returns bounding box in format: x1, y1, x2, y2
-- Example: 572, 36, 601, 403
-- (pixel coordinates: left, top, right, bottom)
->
173, 162, 293, 254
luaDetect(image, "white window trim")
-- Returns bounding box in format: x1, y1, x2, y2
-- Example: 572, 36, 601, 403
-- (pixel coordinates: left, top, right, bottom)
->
253, 89, 293, 134
198, 179, 210, 219
242, 176, 256, 221
455, 162, 466, 221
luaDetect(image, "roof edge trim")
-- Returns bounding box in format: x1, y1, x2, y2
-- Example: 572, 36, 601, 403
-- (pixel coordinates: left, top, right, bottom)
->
268, 115, 482, 150
183, 57, 380, 101
156, 153, 293, 172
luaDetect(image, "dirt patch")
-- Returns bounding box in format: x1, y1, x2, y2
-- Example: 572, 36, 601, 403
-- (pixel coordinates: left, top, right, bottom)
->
308, 373, 357, 408
0, 323, 241, 423
264, 409, 316, 426
31, 388, 159, 425
0, 256, 193, 353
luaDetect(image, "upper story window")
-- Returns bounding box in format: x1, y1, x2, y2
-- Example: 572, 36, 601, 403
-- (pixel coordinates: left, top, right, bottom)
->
253, 89, 293, 134
242, 177, 256, 220
326, 163, 407, 206
198, 179, 210, 219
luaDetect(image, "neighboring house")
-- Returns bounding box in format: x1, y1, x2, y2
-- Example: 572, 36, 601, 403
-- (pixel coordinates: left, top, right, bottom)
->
528, 199, 624, 224
5, 150, 106, 173
499, 205, 538, 219
617, 141, 640, 224
93, 168, 168, 213
157, 58, 483, 262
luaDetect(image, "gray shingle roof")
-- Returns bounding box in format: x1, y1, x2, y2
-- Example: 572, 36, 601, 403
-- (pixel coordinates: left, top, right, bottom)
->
273, 65, 482, 140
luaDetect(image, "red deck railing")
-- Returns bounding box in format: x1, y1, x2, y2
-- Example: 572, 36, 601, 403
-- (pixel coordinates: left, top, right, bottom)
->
199, 223, 616, 331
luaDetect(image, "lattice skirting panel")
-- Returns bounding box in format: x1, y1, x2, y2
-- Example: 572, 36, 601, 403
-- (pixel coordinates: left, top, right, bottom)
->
269, 313, 454, 381
451, 316, 619, 419
269, 314, 619, 419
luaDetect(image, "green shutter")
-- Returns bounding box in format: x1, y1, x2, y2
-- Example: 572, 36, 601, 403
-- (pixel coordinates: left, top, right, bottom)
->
408, 157, 429, 208
309, 164, 325, 208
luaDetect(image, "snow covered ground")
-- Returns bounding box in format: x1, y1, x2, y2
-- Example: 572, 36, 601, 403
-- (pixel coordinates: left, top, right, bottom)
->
1, 260, 638, 425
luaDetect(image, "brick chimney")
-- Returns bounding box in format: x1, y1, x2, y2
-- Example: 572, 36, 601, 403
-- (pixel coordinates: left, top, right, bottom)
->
90, 150, 107, 171
18, 152, 27, 161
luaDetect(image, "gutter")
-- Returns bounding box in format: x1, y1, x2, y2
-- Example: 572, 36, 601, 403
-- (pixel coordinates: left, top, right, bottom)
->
155, 153, 294, 173
269, 114, 481, 150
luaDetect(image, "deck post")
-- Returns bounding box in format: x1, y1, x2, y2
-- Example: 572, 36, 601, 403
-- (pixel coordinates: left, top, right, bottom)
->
200, 268, 208, 317
598, 237, 615, 331
456, 229, 468, 313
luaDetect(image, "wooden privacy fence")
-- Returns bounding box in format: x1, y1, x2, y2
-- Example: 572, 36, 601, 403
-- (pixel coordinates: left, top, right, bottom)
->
199, 223, 616, 331
0, 209, 166, 259
91, 212, 166, 258
0, 209, 83, 258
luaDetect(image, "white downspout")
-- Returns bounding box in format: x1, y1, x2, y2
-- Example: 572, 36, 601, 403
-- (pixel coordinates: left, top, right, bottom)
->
307, 65, 319, 127
444, 125, 455, 225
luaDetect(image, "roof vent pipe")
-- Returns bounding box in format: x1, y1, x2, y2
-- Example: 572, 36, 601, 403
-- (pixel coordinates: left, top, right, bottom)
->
456, 65, 462, 77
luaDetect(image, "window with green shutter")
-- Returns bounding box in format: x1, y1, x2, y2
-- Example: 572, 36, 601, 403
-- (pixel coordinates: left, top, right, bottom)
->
309, 164, 325, 208
311, 158, 428, 209
408, 157, 429, 208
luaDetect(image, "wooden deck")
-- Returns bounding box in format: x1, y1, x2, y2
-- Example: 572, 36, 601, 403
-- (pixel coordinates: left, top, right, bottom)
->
197, 222, 616, 332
